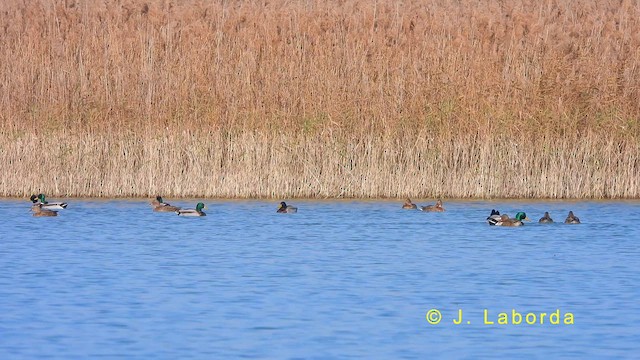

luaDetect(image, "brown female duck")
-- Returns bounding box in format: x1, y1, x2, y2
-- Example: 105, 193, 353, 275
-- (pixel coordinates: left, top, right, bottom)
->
539, 212, 554, 223
31, 203, 58, 217
151, 196, 181, 212
564, 211, 581, 224
402, 198, 418, 210
420, 199, 445, 212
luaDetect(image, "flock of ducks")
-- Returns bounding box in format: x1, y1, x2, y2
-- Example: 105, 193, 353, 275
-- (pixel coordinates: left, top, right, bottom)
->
151, 198, 299, 216
28, 194, 298, 217
29, 194, 582, 225
29, 194, 211, 217
485, 209, 580, 226
402, 198, 581, 226
402, 199, 445, 212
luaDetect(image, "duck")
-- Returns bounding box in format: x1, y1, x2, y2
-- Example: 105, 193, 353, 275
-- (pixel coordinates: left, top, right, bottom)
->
402, 198, 417, 210
151, 196, 180, 212
31, 203, 58, 217
539, 212, 554, 223
30, 194, 68, 210
176, 202, 206, 217
277, 201, 297, 213
491, 212, 529, 226
564, 211, 581, 224
486, 209, 502, 225
420, 199, 445, 212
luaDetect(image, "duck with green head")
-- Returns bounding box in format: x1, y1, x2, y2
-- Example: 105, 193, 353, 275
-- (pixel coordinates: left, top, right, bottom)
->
151, 196, 180, 212
30, 194, 68, 210
493, 212, 530, 227
176, 202, 206, 216
277, 202, 297, 213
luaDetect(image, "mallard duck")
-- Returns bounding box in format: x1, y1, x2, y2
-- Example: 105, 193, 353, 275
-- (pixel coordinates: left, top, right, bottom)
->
564, 211, 581, 224
31, 203, 58, 217
30, 194, 68, 210
491, 212, 529, 226
277, 201, 297, 213
151, 196, 180, 212
402, 198, 417, 210
176, 202, 206, 217
539, 212, 554, 223
420, 199, 445, 212
486, 209, 502, 225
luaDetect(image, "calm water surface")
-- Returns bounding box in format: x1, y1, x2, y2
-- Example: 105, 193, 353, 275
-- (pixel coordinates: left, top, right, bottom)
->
1, 199, 639, 359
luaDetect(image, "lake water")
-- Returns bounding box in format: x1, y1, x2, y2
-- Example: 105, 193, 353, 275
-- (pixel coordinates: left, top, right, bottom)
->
1, 198, 639, 359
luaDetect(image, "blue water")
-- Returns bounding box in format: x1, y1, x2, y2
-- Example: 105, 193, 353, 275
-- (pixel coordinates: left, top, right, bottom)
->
1, 199, 639, 359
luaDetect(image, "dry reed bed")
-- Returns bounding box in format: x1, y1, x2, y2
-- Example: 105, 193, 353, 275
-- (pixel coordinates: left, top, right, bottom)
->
0, 0, 639, 198
1, 130, 638, 198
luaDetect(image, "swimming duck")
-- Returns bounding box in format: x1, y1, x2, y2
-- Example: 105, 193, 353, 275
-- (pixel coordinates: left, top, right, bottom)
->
491, 212, 529, 226
31, 203, 58, 217
486, 209, 501, 225
420, 199, 445, 212
176, 202, 206, 217
564, 211, 581, 224
402, 198, 417, 210
30, 194, 68, 210
277, 201, 297, 213
151, 196, 180, 212
539, 212, 554, 223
